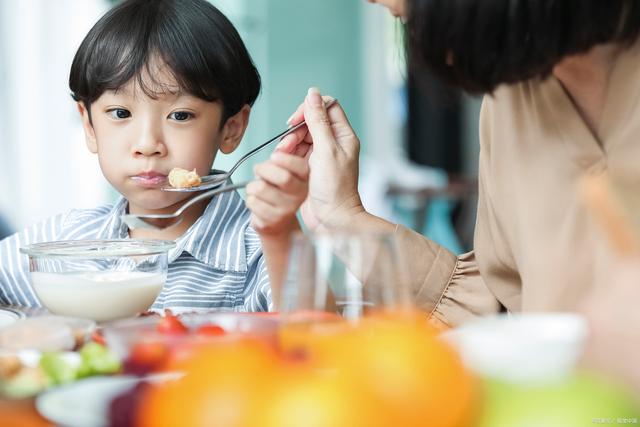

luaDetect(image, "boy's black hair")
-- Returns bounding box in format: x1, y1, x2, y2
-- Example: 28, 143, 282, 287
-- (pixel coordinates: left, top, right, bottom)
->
406, 0, 640, 93
69, 0, 261, 123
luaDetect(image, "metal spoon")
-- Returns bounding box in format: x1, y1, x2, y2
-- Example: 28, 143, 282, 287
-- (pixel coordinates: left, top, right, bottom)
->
121, 181, 248, 230
162, 98, 337, 193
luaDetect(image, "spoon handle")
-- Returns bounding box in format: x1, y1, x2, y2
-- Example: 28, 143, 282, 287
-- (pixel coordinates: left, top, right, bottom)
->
175, 181, 250, 216
226, 98, 338, 177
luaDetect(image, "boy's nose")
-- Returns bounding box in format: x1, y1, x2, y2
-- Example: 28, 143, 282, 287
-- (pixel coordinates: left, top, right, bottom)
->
133, 128, 167, 157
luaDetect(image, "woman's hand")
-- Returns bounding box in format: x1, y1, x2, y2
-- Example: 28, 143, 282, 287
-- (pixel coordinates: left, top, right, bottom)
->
277, 88, 365, 231
246, 152, 309, 236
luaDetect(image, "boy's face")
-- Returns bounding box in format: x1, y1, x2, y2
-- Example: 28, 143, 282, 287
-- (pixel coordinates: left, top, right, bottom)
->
77, 68, 250, 215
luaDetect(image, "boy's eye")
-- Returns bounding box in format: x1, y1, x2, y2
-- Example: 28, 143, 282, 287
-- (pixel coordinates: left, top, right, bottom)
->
107, 108, 131, 119
169, 111, 194, 122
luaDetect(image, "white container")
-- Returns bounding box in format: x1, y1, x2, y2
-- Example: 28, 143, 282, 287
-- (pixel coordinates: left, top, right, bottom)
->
442, 313, 589, 384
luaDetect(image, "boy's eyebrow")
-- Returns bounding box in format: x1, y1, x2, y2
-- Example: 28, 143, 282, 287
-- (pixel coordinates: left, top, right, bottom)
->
105, 87, 207, 106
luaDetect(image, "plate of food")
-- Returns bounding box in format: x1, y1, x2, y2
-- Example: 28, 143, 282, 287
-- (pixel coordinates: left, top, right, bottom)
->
102, 311, 279, 374
0, 316, 122, 399
36, 372, 181, 427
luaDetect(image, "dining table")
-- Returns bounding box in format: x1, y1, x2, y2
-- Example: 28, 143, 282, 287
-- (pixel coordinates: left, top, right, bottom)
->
0, 306, 60, 427
0, 397, 52, 427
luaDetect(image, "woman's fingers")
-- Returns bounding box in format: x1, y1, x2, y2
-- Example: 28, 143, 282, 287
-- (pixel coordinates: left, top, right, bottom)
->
254, 154, 309, 185
303, 88, 338, 154
269, 152, 309, 178
292, 142, 312, 158
286, 95, 334, 127
247, 195, 283, 229
278, 94, 337, 155
246, 180, 304, 209
277, 128, 309, 154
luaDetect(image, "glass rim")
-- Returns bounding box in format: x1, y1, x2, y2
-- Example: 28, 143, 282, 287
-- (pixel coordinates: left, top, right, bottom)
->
19, 239, 176, 259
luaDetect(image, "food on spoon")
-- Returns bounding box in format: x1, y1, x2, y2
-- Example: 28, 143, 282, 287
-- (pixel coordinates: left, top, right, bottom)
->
168, 167, 202, 188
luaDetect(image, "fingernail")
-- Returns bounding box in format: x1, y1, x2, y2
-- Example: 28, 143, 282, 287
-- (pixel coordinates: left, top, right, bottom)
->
307, 87, 322, 107
286, 113, 296, 126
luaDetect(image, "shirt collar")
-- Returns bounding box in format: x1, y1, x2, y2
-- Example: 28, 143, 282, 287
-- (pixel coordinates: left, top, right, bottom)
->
101, 190, 250, 273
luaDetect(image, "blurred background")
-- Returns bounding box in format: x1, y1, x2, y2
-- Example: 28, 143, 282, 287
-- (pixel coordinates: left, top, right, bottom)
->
0, 0, 482, 253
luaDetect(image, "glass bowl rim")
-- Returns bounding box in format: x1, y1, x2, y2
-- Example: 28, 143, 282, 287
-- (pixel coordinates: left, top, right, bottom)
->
19, 239, 176, 259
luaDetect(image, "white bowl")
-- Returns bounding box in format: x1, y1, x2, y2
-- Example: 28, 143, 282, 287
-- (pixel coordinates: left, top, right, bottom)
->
442, 313, 589, 384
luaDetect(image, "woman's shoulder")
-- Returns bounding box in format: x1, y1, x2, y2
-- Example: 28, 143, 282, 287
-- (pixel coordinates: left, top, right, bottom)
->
479, 79, 548, 149
481, 79, 543, 118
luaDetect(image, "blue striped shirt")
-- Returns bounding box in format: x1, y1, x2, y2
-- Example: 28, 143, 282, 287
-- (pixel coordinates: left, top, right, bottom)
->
0, 190, 271, 313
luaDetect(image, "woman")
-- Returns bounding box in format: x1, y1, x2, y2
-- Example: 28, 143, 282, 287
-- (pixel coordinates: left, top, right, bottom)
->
277, 0, 640, 328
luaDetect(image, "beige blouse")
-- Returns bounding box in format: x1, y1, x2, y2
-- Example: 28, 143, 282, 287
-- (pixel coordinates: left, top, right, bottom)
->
402, 42, 640, 329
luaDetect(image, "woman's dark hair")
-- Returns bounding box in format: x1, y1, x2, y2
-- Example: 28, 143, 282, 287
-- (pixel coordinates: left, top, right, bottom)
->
69, 0, 260, 123
406, 0, 640, 93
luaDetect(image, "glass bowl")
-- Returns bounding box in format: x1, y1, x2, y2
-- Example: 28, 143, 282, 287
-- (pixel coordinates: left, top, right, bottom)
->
102, 312, 280, 371
20, 240, 176, 322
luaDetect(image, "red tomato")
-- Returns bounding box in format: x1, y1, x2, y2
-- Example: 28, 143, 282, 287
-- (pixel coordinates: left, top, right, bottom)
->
91, 330, 106, 346
195, 324, 226, 337
156, 314, 188, 335
129, 341, 169, 368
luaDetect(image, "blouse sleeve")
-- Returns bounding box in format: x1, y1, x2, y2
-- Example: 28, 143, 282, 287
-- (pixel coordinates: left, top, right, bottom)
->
396, 96, 518, 329
394, 225, 500, 329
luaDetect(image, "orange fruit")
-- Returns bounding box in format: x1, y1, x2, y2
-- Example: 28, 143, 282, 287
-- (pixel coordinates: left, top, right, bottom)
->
278, 318, 352, 360
259, 365, 386, 427
136, 340, 280, 427
325, 315, 478, 427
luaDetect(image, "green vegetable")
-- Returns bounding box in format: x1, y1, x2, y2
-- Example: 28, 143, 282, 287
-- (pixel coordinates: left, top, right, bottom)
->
78, 342, 121, 376
0, 343, 122, 399
40, 352, 77, 385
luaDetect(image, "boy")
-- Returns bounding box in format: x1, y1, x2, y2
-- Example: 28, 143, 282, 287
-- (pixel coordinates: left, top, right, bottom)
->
0, 0, 303, 313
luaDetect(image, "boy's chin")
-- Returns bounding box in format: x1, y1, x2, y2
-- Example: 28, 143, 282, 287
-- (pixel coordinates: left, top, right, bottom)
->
125, 192, 187, 212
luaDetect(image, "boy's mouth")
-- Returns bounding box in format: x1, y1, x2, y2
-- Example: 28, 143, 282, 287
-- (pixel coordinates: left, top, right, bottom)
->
131, 171, 168, 187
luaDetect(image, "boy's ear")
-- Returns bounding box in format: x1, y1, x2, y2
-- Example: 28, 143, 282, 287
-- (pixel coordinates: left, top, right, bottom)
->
219, 105, 251, 154
77, 101, 98, 153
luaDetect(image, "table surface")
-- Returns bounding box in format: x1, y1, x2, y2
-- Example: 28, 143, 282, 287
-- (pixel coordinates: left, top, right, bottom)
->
0, 306, 59, 426
0, 397, 52, 427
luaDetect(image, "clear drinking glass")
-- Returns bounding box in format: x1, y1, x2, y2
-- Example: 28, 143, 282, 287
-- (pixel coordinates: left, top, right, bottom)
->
278, 231, 414, 360
280, 231, 413, 320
